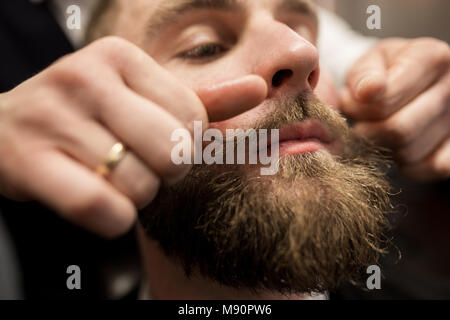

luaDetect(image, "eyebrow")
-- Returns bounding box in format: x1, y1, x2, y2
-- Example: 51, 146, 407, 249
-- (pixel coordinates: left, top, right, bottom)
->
145, 0, 318, 39
279, 0, 318, 24
145, 0, 239, 38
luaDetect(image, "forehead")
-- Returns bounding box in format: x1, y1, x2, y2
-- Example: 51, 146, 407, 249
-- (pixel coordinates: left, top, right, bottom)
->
115, 0, 315, 10
108, 0, 318, 43
113, 0, 317, 23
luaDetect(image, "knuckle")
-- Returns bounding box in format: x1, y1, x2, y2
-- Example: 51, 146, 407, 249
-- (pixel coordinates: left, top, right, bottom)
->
10, 88, 81, 138
50, 57, 97, 89
91, 36, 139, 68
49, 55, 118, 112
91, 36, 131, 54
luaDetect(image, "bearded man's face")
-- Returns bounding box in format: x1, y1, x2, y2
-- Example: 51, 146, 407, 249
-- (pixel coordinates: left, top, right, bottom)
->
140, 92, 391, 293
92, 0, 393, 294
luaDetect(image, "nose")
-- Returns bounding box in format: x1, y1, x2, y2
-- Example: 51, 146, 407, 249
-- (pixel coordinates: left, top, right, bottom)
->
249, 20, 320, 97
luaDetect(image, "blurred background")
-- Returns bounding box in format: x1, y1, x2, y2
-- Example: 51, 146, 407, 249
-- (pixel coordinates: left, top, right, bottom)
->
317, 0, 450, 43
315, 0, 450, 300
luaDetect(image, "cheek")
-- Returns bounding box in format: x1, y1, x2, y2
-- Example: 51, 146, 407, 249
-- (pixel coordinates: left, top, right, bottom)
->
162, 57, 241, 86
169, 67, 215, 84
314, 67, 340, 111
160, 48, 253, 87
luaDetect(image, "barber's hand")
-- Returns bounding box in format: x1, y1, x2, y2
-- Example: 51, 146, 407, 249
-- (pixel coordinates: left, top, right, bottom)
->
342, 37, 450, 182
0, 37, 267, 238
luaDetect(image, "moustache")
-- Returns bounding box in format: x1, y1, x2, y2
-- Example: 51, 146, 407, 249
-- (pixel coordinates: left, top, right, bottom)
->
201, 92, 351, 170
211, 91, 350, 145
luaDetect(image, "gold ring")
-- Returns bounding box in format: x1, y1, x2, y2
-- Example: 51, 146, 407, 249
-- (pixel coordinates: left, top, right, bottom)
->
95, 142, 127, 177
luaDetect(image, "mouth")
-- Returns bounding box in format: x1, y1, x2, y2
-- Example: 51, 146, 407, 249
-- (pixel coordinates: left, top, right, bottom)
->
269, 120, 335, 157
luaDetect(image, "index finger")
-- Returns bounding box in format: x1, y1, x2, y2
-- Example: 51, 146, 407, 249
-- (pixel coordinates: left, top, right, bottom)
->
195, 75, 268, 122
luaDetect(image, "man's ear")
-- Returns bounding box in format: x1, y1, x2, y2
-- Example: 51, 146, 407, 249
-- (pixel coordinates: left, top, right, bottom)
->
314, 66, 340, 110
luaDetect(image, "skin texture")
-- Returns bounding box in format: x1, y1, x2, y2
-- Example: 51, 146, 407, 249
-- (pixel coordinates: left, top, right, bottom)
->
0, 0, 448, 298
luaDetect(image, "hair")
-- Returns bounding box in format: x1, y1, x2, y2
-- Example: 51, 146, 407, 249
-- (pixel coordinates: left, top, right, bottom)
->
139, 93, 394, 293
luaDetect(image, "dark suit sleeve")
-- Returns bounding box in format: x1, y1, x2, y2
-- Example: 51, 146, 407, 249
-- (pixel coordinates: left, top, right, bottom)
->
0, 0, 139, 299
0, 0, 73, 92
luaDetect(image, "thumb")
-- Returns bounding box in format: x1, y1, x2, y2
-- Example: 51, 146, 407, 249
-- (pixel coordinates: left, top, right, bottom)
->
195, 75, 268, 122
346, 45, 387, 102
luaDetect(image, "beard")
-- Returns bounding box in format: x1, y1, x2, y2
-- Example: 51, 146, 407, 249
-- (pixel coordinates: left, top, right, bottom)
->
139, 92, 393, 295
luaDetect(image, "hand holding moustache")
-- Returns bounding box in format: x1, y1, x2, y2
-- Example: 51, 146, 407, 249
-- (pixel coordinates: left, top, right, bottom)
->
0, 37, 267, 238
342, 37, 450, 182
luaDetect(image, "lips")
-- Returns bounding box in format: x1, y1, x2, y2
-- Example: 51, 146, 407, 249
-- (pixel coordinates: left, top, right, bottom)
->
268, 120, 334, 156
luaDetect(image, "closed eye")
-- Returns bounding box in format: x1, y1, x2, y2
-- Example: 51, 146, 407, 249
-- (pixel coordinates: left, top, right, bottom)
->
177, 43, 228, 61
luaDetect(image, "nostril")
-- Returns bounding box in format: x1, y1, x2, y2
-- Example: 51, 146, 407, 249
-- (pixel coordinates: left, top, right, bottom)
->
308, 68, 320, 89
272, 69, 293, 87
